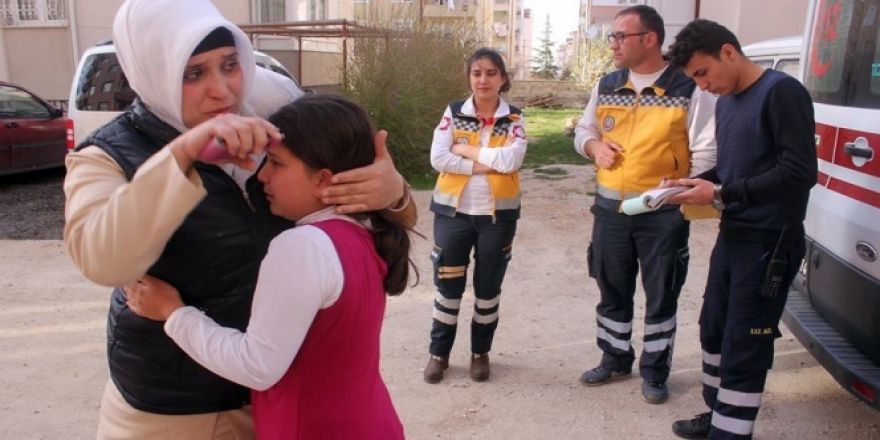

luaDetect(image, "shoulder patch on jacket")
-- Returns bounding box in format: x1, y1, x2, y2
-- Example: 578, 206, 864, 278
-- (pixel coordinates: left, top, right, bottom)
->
438, 116, 452, 131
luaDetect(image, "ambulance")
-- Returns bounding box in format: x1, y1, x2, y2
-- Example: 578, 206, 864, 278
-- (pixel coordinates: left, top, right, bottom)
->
782, 0, 880, 409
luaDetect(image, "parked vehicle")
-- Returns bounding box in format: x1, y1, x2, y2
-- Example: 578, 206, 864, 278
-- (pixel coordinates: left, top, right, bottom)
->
742, 35, 803, 80
253, 51, 296, 80
782, 0, 880, 410
0, 81, 67, 176
67, 42, 302, 148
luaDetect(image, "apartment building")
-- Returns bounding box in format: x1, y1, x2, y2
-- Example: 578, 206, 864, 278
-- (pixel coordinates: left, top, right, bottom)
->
0, 0, 351, 100
513, 5, 532, 79
556, 30, 578, 75
353, 0, 532, 79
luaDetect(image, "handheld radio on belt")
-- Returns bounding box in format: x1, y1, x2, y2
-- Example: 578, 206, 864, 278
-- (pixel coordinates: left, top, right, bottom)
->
761, 225, 790, 299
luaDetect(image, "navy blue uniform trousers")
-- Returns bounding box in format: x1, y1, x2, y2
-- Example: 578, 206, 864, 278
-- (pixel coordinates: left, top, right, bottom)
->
429, 213, 517, 357
700, 232, 805, 439
588, 204, 690, 383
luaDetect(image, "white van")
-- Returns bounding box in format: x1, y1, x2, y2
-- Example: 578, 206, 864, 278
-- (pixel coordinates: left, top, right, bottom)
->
66, 42, 302, 148
782, 0, 880, 410
742, 35, 803, 80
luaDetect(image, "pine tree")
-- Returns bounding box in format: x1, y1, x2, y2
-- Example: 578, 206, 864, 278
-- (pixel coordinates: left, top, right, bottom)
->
531, 14, 558, 79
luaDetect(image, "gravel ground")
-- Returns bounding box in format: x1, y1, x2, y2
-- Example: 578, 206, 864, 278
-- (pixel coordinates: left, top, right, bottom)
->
0, 167, 66, 240
2, 165, 880, 439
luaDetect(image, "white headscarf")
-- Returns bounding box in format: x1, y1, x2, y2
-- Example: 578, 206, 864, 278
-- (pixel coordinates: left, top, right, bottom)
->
113, 0, 301, 133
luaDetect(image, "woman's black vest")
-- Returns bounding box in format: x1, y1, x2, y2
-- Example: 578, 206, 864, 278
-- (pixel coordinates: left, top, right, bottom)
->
80, 100, 292, 414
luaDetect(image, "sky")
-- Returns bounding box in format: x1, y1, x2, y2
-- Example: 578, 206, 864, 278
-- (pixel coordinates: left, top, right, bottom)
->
524, 0, 581, 50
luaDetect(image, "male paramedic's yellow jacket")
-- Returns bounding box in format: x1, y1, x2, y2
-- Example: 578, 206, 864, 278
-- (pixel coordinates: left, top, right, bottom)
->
430, 99, 525, 220
594, 67, 696, 206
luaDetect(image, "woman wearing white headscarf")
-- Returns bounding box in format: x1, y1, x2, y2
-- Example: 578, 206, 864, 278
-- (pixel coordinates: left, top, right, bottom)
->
63, 0, 413, 438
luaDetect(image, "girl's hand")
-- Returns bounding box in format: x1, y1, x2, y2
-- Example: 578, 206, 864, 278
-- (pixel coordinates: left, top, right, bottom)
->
124, 275, 186, 321
170, 114, 282, 171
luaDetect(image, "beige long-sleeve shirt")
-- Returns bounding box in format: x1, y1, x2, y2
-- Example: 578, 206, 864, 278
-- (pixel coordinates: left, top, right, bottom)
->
63, 146, 207, 287
64, 146, 417, 288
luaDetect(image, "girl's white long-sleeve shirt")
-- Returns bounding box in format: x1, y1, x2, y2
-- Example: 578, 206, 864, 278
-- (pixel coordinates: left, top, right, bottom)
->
162, 207, 361, 391
429, 96, 527, 215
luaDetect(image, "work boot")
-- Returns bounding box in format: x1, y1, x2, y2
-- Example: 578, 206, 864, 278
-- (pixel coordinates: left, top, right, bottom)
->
423, 355, 448, 384
470, 353, 490, 382
641, 380, 669, 404
578, 365, 632, 386
672, 411, 711, 439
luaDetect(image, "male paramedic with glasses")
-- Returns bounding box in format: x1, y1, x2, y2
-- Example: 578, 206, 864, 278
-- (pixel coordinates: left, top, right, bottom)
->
573, 4, 717, 404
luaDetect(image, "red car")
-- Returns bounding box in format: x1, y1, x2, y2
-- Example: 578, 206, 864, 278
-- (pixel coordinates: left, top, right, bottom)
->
0, 81, 68, 176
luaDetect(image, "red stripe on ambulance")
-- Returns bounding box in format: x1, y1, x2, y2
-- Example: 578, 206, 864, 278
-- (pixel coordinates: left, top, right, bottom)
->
814, 123, 880, 209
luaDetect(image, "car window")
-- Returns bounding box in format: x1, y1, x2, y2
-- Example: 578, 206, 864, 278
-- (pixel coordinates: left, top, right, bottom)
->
776, 59, 800, 77
805, 0, 880, 109
0, 85, 50, 118
75, 52, 137, 111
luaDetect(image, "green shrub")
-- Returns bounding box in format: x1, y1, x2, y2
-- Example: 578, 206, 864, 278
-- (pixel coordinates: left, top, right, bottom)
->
342, 20, 482, 182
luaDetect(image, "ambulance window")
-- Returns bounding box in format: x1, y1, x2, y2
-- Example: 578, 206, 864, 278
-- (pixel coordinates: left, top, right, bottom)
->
805, 0, 880, 109
776, 59, 800, 78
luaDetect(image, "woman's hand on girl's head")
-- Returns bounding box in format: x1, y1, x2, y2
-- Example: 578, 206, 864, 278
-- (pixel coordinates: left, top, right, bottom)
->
124, 275, 185, 321
320, 130, 406, 214
170, 114, 283, 171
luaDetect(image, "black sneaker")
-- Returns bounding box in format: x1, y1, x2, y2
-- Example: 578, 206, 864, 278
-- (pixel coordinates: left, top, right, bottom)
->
578, 365, 632, 386
641, 380, 669, 404
672, 412, 711, 439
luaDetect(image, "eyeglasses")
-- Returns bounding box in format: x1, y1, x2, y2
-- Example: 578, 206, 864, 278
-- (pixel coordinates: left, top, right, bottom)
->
606, 31, 649, 44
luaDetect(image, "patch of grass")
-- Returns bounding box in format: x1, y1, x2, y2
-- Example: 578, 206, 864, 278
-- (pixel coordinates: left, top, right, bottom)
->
522, 107, 590, 168
409, 172, 436, 190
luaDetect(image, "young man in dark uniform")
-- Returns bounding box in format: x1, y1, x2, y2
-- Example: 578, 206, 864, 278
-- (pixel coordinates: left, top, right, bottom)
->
662, 20, 817, 439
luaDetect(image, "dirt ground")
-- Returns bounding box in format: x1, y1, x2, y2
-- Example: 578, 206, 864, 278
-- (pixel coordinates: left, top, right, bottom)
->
1, 164, 878, 439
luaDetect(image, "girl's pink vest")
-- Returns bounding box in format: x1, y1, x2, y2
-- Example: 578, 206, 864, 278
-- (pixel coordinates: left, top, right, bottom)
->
251, 219, 404, 439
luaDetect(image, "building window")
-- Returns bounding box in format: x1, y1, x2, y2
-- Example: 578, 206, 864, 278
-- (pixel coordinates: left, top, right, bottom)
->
102, 82, 113, 93
308, 0, 327, 20
0, 0, 67, 26
256, 0, 285, 23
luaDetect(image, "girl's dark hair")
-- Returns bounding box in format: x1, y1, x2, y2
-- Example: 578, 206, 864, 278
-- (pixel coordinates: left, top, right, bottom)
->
466, 47, 512, 93
267, 94, 413, 296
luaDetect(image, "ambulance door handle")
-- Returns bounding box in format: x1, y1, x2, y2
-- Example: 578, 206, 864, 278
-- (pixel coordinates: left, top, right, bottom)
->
844, 137, 873, 161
